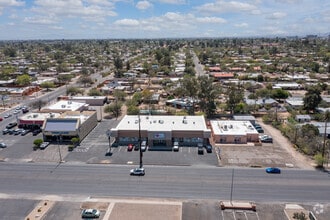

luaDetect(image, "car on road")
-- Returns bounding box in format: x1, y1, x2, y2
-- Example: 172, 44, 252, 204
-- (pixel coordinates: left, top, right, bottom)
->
81, 208, 100, 218
130, 167, 145, 176
205, 144, 212, 153
0, 143, 7, 148
266, 167, 281, 174
6, 122, 17, 129
127, 144, 134, 151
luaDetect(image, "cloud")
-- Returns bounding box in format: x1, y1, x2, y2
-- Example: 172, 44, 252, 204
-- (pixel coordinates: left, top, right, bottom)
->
30, 0, 117, 22
0, 0, 24, 15
158, 0, 186, 4
267, 12, 287, 19
136, 1, 153, 10
235, 22, 249, 28
23, 16, 58, 25
196, 0, 258, 15
0, 0, 24, 7
114, 18, 140, 26
196, 17, 226, 24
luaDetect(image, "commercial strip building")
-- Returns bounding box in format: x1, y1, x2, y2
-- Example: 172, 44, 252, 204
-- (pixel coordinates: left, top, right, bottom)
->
110, 115, 211, 150
210, 120, 259, 144
42, 111, 97, 142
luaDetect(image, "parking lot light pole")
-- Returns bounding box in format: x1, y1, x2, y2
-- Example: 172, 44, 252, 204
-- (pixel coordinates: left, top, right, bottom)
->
106, 129, 112, 156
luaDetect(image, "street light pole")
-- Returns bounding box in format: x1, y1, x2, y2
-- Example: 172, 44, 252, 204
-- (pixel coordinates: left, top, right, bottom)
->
138, 114, 143, 168
57, 135, 63, 163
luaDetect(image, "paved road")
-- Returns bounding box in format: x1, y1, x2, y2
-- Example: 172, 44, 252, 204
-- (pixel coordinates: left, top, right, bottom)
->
0, 163, 329, 203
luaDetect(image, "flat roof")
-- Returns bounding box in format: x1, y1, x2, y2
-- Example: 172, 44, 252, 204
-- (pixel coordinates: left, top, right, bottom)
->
59, 111, 96, 124
211, 120, 258, 136
20, 112, 61, 121
46, 100, 87, 111
115, 115, 209, 132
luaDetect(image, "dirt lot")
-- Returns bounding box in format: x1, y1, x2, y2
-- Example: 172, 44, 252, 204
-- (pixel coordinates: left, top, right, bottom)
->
217, 118, 315, 170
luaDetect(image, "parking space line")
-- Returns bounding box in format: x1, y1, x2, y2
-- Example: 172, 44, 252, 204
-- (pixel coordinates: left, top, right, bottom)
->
232, 211, 236, 220
256, 212, 260, 220
244, 212, 248, 220
102, 202, 115, 220
221, 210, 225, 220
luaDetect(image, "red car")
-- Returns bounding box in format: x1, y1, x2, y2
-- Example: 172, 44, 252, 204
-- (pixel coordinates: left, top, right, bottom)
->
0, 117, 3, 121
127, 144, 133, 151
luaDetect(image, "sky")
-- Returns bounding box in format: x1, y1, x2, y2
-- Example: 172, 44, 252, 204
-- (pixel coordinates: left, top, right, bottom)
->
0, 0, 329, 40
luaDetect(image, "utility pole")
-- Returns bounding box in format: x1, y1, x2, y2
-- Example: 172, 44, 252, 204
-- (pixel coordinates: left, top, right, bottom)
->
322, 111, 329, 168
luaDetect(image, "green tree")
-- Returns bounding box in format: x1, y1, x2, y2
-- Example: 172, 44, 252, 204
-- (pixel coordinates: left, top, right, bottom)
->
226, 83, 244, 114
198, 76, 219, 118
16, 74, 31, 86
66, 86, 83, 96
303, 85, 322, 113
104, 101, 123, 119
30, 100, 47, 111
78, 76, 93, 87
271, 88, 290, 101
177, 75, 199, 115
88, 88, 102, 96
114, 56, 123, 77
40, 81, 55, 91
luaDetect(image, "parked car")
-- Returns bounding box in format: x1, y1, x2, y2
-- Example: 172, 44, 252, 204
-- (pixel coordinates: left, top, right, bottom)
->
197, 143, 204, 155
127, 144, 134, 151
20, 129, 30, 136
39, 142, 50, 150
205, 144, 212, 153
32, 129, 41, 136
13, 110, 20, 115
141, 140, 147, 152
130, 167, 145, 176
2, 129, 11, 135
81, 208, 100, 218
134, 143, 140, 151
22, 108, 29, 113
172, 141, 179, 152
13, 129, 23, 135
3, 113, 12, 118
266, 167, 281, 174
260, 135, 273, 143
256, 128, 264, 133
6, 122, 17, 129
0, 143, 7, 148
0, 117, 3, 121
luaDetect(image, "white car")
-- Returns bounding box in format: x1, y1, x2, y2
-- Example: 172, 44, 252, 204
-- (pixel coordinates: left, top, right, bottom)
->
40, 142, 50, 150
0, 143, 7, 148
130, 167, 145, 176
81, 209, 100, 218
